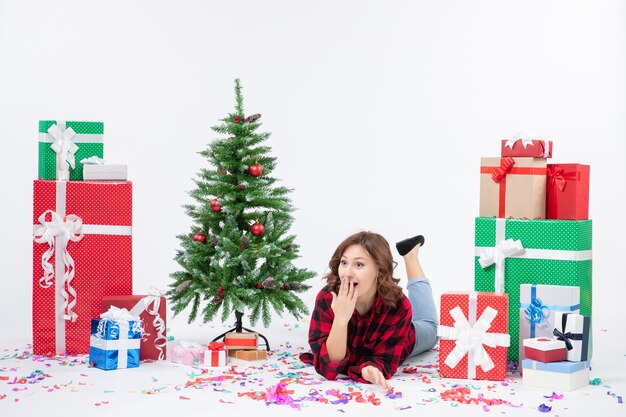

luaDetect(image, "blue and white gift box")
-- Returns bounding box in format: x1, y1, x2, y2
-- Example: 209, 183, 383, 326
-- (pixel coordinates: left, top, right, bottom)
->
519, 284, 580, 363
522, 359, 590, 391
89, 307, 143, 370
553, 312, 591, 362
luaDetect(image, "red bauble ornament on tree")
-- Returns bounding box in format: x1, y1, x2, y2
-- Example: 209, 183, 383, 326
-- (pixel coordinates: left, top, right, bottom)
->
210, 198, 222, 212
236, 184, 245, 190
192, 232, 207, 243
248, 163, 263, 177
256, 283, 263, 289
251, 222, 265, 236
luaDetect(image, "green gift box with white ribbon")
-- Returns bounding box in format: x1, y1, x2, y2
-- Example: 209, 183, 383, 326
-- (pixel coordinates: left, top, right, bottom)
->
38, 120, 104, 180
473, 217, 592, 361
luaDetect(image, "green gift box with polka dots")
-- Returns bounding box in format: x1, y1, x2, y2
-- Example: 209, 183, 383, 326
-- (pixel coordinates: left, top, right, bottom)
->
38, 120, 104, 180
473, 217, 592, 362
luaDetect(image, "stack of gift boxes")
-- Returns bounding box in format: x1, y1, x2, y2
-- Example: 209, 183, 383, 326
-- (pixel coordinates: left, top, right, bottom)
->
32, 120, 167, 370
438, 135, 592, 389
168, 332, 267, 368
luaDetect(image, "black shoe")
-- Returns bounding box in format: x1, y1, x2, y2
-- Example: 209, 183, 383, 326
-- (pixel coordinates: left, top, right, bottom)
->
395, 235, 425, 256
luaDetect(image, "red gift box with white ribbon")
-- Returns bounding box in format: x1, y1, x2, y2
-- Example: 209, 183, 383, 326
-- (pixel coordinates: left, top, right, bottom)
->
501, 136, 553, 158
438, 291, 510, 381
102, 294, 167, 360
32, 180, 132, 355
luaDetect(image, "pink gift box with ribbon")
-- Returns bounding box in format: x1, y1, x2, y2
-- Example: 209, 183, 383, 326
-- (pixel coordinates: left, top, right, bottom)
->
169, 341, 204, 366
32, 180, 133, 355
438, 291, 510, 381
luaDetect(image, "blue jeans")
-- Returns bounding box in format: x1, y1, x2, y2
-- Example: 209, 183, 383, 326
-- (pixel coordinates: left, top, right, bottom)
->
407, 278, 439, 357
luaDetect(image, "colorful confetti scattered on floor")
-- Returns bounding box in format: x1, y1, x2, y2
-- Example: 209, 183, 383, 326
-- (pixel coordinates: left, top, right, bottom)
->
1, 326, 624, 416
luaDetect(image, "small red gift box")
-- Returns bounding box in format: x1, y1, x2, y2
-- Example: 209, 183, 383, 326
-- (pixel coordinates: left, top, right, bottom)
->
546, 164, 590, 220
501, 138, 553, 158
224, 332, 258, 350
102, 294, 167, 360
523, 337, 567, 362
32, 180, 132, 355
438, 291, 510, 381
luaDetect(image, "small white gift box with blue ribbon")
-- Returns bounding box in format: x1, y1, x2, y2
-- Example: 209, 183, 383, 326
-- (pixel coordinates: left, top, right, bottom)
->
519, 284, 580, 363
89, 307, 143, 370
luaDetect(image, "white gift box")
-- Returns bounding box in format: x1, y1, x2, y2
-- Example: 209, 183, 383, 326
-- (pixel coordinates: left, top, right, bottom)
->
519, 284, 580, 363
553, 312, 591, 362
203, 348, 228, 367
83, 164, 128, 180
522, 359, 590, 391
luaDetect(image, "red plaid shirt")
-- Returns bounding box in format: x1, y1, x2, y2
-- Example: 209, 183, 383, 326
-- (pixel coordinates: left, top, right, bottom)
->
306, 287, 416, 382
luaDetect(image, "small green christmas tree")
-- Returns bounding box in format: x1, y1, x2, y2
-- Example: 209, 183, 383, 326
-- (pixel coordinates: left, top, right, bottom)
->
168, 79, 315, 330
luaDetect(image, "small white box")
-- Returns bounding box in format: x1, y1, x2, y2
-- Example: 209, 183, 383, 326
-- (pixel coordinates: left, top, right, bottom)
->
553, 312, 591, 362
203, 348, 228, 367
83, 164, 128, 180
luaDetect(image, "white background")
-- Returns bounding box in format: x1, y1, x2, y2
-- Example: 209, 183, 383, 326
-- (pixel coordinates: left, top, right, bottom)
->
1, 0, 625, 344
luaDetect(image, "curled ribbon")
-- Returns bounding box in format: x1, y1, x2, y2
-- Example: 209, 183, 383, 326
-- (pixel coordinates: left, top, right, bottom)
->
524, 298, 549, 328
48, 123, 79, 179
130, 288, 167, 360
208, 341, 225, 351
33, 210, 84, 321
438, 306, 510, 374
491, 157, 515, 183
478, 238, 525, 294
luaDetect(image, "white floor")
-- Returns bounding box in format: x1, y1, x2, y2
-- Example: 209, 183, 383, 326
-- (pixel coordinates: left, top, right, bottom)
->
1, 320, 624, 417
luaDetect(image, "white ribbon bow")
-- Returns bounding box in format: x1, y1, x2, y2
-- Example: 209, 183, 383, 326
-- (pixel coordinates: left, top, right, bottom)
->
129, 287, 167, 360
80, 156, 105, 165
478, 238, 524, 294
33, 210, 84, 321
101, 306, 137, 321
504, 132, 536, 149
438, 306, 510, 375
48, 123, 79, 178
